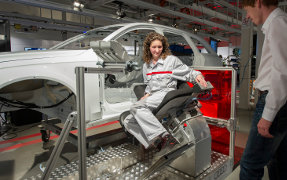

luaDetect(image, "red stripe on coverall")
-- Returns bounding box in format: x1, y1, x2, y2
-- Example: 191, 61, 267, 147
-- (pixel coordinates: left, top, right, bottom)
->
146, 71, 172, 76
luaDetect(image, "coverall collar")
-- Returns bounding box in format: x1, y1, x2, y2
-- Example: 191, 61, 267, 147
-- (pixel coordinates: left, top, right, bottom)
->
149, 58, 164, 69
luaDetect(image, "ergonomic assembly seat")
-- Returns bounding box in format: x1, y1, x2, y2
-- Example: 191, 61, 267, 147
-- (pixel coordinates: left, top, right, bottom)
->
120, 81, 210, 139
120, 81, 214, 178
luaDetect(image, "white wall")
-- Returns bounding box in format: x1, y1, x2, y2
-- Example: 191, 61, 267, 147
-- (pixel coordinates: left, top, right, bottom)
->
10, 27, 79, 52
217, 47, 235, 59
188, 46, 238, 60
10, 37, 60, 52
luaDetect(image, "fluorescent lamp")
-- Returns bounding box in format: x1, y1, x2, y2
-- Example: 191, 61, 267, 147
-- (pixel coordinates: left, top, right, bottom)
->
73, 1, 80, 7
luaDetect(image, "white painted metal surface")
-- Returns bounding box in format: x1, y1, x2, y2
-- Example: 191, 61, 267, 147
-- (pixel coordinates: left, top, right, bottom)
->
0, 23, 221, 124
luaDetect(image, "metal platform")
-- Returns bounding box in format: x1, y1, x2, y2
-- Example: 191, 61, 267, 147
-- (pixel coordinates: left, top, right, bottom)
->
25, 143, 232, 180
41, 118, 126, 148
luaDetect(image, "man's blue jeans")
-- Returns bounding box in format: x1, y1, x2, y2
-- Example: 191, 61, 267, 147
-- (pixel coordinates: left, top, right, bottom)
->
240, 92, 287, 180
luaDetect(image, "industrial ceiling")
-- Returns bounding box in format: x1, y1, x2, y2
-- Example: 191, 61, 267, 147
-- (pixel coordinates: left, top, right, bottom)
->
0, 0, 287, 42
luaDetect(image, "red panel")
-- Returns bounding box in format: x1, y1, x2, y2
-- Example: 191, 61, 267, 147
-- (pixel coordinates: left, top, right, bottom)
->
209, 125, 230, 155
195, 69, 233, 156
197, 70, 232, 120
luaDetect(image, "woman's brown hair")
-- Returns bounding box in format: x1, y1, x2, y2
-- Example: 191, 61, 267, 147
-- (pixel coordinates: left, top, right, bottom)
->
143, 32, 171, 64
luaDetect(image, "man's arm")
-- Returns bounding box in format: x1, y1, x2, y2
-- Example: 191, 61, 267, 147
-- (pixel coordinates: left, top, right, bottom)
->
257, 118, 273, 138
259, 17, 287, 137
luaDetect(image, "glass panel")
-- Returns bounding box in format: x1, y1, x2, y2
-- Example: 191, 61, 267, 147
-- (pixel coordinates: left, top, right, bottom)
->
104, 29, 155, 104
189, 36, 209, 54
198, 70, 232, 120
114, 29, 155, 56
209, 125, 230, 156
196, 69, 233, 157
164, 32, 194, 66
55, 26, 122, 50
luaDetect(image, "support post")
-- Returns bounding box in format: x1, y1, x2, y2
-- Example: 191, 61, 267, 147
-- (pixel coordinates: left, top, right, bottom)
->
239, 12, 253, 109
75, 67, 87, 180
41, 112, 77, 180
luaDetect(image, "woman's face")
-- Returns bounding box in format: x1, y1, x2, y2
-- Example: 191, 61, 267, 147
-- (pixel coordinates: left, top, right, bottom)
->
149, 39, 163, 60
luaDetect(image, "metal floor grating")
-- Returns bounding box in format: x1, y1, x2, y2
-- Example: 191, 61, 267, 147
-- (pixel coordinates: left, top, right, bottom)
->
25, 143, 230, 180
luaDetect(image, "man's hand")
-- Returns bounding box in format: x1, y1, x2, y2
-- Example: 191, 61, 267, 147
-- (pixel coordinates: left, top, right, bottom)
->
257, 118, 274, 138
140, 93, 150, 100
195, 74, 207, 87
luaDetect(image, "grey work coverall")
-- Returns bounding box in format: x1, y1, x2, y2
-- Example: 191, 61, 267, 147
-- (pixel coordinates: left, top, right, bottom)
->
123, 55, 201, 148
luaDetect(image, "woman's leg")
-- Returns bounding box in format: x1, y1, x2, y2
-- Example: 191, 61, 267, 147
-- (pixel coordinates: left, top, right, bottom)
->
124, 91, 168, 148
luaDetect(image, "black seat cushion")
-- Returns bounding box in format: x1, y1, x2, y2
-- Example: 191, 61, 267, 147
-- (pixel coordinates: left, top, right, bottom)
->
132, 81, 194, 117
152, 83, 193, 116
121, 81, 194, 133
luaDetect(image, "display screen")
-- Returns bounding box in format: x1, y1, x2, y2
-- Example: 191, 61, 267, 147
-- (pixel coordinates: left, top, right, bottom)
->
210, 38, 218, 53
24, 48, 47, 51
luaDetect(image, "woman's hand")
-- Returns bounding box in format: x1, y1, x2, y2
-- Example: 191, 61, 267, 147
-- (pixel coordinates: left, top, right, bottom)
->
195, 74, 207, 87
140, 93, 150, 100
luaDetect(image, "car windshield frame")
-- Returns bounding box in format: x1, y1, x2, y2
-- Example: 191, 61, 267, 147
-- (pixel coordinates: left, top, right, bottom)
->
50, 24, 126, 50
50, 23, 216, 55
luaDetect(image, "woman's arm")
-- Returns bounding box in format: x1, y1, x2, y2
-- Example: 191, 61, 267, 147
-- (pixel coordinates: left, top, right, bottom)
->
140, 93, 150, 100
171, 56, 207, 87
142, 63, 151, 95
195, 74, 207, 87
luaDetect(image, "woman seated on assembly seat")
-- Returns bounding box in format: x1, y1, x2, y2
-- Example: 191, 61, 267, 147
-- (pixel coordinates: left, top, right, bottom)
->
123, 32, 207, 151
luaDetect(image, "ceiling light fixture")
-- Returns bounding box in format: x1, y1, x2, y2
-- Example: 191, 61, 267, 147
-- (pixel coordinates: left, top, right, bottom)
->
171, 18, 178, 28
74, 1, 80, 7
179, 0, 194, 6
172, 23, 178, 28
147, 14, 155, 23
192, 24, 201, 34
73, 1, 84, 11
116, 3, 126, 19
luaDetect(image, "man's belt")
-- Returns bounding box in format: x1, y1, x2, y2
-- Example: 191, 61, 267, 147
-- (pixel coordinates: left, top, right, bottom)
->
258, 90, 268, 96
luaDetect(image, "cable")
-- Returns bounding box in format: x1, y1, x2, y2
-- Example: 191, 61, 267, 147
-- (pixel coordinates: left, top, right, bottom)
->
2, 133, 17, 140
0, 93, 73, 140
0, 93, 74, 109
8, 123, 40, 134
197, 91, 213, 101
0, 104, 14, 138
239, 56, 253, 84
0, 122, 40, 140
0, 104, 6, 123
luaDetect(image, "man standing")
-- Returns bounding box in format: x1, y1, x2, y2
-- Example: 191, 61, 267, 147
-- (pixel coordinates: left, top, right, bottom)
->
240, 0, 287, 179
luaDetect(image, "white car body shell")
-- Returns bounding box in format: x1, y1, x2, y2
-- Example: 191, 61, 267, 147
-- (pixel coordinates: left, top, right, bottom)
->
0, 23, 221, 125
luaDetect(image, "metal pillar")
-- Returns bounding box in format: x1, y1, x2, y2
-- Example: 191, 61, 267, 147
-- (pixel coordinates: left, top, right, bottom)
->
75, 67, 87, 180
229, 68, 237, 160
239, 12, 253, 109
0, 20, 11, 52
74, 67, 124, 180
41, 112, 77, 180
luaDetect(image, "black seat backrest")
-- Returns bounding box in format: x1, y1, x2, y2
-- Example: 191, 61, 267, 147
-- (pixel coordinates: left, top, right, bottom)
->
132, 81, 194, 118
133, 84, 147, 100
133, 80, 191, 100
177, 80, 191, 89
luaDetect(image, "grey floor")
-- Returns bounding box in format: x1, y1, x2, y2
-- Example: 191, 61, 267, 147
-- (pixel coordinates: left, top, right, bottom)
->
225, 108, 269, 180
0, 107, 270, 180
